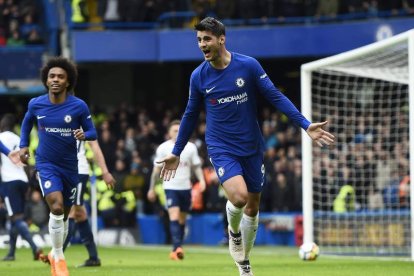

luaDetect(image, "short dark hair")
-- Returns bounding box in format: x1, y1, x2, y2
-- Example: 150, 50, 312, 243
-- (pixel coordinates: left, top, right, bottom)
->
194, 17, 225, 37
41, 56, 78, 93
0, 113, 16, 132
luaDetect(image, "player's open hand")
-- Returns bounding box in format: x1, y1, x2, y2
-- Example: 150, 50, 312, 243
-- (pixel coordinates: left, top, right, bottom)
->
156, 154, 180, 181
103, 172, 116, 189
306, 121, 335, 147
73, 129, 85, 140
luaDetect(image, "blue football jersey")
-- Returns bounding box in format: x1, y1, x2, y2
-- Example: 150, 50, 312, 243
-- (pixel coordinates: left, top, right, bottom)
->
20, 94, 97, 172
173, 52, 311, 157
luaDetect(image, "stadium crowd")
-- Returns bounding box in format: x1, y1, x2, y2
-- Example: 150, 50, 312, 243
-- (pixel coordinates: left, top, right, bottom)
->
74, 0, 414, 27
0, 0, 43, 46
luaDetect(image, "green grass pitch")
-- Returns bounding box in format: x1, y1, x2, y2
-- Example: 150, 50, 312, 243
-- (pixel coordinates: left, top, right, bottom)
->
1, 245, 413, 275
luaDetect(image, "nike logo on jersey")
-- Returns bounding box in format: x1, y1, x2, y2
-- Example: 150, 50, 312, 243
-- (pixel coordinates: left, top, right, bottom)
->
206, 86, 216, 93
260, 73, 267, 79
37, 115, 46, 119
87, 115, 91, 119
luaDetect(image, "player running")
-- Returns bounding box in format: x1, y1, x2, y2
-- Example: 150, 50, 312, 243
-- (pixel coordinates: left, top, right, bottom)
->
19, 57, 97, 276
157, 17, 335, 275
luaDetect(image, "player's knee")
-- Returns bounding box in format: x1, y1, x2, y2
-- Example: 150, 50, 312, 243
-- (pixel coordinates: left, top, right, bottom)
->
49, 204, 64, 215
244, 206, 259, 217
231, 194, 248, 208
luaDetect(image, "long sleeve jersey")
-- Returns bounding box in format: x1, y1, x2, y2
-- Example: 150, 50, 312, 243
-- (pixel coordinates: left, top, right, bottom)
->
173, 52, 311, 157
20, 94, 97, 172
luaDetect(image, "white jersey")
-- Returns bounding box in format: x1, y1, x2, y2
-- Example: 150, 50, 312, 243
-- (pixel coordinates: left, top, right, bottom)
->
154, 140, 201, 190
0, 131, 28, 182
77, 140, 89, 175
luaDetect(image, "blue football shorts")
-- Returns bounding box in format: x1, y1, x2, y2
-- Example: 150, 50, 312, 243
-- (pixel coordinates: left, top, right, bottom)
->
73, 174, 89, 206
36, 162, 80, 207
209, 151, 266, 193
165, 189, 192, 212
0, 180, 29, 216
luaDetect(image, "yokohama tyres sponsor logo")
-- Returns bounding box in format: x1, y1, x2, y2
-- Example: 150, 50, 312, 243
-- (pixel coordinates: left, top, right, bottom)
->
45, 127, 72, 133
216, 92, 248, 105
45, 127, 72, 137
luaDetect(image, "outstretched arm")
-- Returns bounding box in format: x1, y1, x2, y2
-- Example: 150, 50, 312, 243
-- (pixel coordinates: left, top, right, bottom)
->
172, 76, 203, 156
88, 140, 116, 189
306, 121, 335, 147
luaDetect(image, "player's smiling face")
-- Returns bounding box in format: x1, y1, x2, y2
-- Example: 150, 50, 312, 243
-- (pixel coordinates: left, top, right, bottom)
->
197, 30, 224, 62
47, 67, 69, 95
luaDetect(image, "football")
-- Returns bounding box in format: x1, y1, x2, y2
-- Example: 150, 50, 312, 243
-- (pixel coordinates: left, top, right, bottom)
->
298, 242, 320, 261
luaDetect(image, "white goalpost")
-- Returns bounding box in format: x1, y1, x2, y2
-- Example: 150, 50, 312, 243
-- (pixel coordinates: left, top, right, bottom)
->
301, 29, 414, 259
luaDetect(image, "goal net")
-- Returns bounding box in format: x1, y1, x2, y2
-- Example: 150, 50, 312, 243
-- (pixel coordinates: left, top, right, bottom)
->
301, 30, 414, 258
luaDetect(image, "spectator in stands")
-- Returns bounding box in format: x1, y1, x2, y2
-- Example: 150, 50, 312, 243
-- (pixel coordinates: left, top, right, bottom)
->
6, 29, 24, 46
71, 0, 88, 23
0, 27, 6, 45
287, 158, 303, 211
403, 0, 414, 14
237, 0, 261, 21
20, 13, 36, 37
271, 173, 294, 211
124, 127, 137, 153
0, 0, 8, 29
214, 0, 236, 20
98, 122, 117, 171
123, 161, 145, 215
344, 0, 368, 13
275, 0, 304, 20
304, 0, 318, 17
377, 0, 403, 15
98, 0, 120, 22
25, 28, 43, 45
112, 159, 128, 190
135, 122, 158, 161
316, 0, 339, 18
186, 0, 212, 28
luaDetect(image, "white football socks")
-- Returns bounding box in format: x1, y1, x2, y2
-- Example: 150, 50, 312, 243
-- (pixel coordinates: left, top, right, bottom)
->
49, 213, 65, 260
240, 213, 259, 261
63, 219, 69, 243
226, 200, 244, 234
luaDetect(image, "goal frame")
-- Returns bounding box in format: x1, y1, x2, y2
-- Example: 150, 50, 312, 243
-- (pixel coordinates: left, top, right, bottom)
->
300, 29, 414, 260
